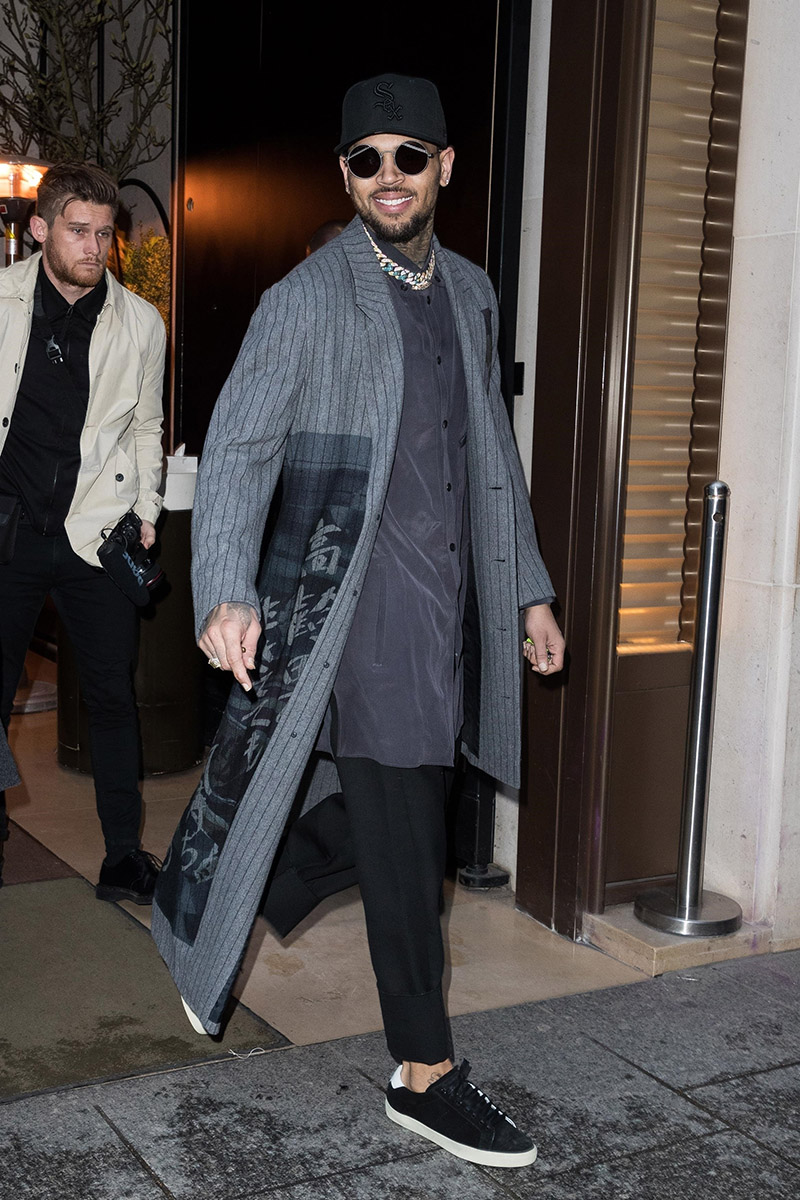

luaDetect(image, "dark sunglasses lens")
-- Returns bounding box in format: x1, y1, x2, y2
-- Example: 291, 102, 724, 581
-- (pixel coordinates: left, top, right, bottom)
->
347, 146, 382, 178
394, 145, 431, 175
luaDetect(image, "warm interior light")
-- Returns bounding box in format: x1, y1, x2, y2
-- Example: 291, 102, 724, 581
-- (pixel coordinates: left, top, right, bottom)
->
0, 157, 46, 201
0, 155, 49, 265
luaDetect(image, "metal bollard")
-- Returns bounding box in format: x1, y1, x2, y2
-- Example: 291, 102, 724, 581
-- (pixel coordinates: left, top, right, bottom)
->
634, 482, 743, 937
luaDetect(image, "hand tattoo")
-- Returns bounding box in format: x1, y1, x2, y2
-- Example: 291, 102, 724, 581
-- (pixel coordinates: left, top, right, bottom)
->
201, 601, 256, 636
227, 601, 257, 625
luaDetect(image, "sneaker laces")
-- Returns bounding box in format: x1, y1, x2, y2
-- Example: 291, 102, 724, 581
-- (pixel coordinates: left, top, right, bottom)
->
439, 1060, 516, 1130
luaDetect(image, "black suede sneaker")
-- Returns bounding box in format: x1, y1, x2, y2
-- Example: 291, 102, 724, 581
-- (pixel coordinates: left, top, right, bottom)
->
95, 849, 161, 904
385, 1059, 537, 1168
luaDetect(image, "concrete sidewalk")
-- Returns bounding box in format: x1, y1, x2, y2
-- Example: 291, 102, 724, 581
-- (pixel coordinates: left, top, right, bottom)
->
2, 949, 800, 1198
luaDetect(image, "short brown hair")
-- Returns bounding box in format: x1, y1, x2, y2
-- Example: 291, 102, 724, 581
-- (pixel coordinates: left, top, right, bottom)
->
36, 162, 120, 225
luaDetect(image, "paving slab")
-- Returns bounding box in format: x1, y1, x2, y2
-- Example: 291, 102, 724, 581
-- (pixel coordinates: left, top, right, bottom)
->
244, 1151, 517, 1198
71, 1043, 448, 1199
550, 965, 800, 1088
485, 1130, 800, 1200
0, 1090, 166, 1200
690, 1061, 800, 1165
705, 947, 800, 1014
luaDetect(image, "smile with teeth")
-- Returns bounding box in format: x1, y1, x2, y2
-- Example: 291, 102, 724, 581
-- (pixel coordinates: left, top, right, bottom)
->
374, 194, 412, 208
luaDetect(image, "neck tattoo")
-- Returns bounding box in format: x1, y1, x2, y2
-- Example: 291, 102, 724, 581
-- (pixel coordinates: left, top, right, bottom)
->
363, 223, 435, 291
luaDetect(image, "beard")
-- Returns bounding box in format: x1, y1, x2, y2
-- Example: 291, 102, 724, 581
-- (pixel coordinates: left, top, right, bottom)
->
44, 238, 105, 290
350, 187, 436, 250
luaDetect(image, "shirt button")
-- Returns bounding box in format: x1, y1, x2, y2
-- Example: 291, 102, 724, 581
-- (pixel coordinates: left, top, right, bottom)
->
449, 543, 456, 551
115, 473, 124, 481
446, 482, 452, 492
442, 420, 448, 429
1, 417, 8, 427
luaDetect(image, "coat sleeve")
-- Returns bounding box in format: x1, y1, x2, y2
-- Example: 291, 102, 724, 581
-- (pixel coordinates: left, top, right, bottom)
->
483, 283, 555, 610
132, 308, 167, 526
190, 282, 307, 637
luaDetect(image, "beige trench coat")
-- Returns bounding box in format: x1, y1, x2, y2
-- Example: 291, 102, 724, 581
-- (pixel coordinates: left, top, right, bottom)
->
0, 252, 165, 563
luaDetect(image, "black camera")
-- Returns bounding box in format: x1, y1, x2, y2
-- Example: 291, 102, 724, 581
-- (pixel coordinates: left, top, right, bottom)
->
97, 510, 165, 606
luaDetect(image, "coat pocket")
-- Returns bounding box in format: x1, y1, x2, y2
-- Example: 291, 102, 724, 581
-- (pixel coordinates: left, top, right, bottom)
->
113, 444, 140, 500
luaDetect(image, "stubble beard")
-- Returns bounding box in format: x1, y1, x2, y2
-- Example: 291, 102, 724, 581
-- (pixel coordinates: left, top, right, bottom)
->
44, 238, 105, 291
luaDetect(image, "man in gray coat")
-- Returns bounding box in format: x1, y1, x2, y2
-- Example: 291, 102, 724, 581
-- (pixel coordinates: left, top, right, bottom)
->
153, 74, 564, 1169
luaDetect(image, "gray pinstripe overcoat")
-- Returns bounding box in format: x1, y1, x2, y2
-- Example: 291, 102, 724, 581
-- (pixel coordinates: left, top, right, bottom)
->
151, 217, 554, 1032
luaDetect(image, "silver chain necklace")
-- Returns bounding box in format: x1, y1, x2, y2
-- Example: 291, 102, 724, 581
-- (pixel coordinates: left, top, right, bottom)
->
363, 223, 435, 291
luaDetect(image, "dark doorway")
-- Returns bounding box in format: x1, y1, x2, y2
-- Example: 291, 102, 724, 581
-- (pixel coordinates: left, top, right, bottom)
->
170, 1, 526, 454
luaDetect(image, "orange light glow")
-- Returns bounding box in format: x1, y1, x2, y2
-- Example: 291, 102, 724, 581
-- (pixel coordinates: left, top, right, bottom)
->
0, 158, 46, 200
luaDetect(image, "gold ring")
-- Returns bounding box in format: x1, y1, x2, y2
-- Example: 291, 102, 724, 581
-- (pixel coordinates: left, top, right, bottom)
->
208, 656, 222, 670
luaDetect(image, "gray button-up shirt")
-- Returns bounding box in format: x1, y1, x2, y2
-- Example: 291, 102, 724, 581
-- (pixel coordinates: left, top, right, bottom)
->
323, 237, 469, 767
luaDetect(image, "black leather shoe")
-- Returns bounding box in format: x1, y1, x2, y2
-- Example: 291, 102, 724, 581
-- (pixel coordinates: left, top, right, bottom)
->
95, 849, 161, 904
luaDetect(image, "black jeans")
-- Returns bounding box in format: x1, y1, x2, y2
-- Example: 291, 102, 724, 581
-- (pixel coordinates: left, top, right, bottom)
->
0, 520, 142, 858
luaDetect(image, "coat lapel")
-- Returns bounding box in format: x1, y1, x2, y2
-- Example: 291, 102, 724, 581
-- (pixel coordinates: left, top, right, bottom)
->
340, 219, 405, 451
436, 244, 505, 484
436, 243, 486, 401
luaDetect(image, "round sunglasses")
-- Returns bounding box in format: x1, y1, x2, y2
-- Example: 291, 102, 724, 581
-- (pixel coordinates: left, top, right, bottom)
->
345, 141, 435, 180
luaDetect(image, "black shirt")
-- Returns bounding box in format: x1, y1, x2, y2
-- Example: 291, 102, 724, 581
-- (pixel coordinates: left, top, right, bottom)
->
325, 235, 469, 766
0, 262, 107, 535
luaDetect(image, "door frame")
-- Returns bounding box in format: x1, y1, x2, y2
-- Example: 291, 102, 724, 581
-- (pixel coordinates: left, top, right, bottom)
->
515, 0, 656, 935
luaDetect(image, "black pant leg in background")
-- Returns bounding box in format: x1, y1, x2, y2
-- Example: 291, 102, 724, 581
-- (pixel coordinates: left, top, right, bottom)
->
335, 755, 453, 1066
0, 522, 142, 857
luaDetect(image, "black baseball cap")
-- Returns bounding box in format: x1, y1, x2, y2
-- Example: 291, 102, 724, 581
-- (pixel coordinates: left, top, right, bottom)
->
335, 74, 448, 155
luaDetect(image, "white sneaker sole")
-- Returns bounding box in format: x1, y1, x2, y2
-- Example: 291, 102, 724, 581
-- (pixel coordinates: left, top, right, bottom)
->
385, 1098, 538, 1168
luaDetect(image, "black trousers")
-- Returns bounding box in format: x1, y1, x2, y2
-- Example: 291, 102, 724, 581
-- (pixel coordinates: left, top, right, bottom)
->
264, 756, 454, 1066
0, 520, 142, 858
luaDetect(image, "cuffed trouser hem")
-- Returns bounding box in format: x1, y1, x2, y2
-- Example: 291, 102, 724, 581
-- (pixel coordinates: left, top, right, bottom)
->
380, 985, 453, 1066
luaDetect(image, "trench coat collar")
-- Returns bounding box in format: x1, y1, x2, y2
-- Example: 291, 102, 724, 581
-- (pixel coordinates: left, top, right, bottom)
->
0, 249, 123, 323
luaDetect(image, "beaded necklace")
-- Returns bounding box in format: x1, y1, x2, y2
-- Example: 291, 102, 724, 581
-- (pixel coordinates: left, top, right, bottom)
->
363, 222, 435, 291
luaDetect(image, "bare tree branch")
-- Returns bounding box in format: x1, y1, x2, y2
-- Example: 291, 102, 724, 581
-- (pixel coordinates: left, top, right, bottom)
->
0, 0, 171, 182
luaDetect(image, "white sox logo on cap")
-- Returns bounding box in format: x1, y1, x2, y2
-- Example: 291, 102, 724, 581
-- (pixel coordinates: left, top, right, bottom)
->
373, 81, 404, 122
